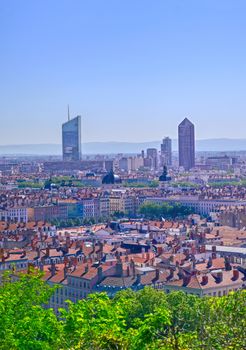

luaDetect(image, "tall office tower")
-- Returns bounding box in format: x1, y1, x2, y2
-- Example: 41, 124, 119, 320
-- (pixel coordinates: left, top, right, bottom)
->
161, 137, 172, 166
62, 115, 81, 161
178, 118, 195, 170
146, 148, 158, 169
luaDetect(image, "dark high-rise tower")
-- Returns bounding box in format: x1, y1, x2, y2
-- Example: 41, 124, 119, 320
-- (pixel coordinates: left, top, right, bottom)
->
62, 115, 81, 161
178, 118, 195, 170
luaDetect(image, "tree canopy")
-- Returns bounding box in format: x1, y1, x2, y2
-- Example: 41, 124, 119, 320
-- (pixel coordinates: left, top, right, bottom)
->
0, 272, 245, 349
139, 202, 193, 220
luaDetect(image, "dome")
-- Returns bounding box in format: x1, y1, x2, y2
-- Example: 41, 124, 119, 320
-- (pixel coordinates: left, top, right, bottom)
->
102, 169, 122, 185
159, 166, 171, 182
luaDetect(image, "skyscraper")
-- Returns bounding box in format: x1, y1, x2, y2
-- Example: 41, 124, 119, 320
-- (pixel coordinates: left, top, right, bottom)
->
178, 118, 195, 170
146, 148, 158, 170
62, 115, 81, 161
161, 137, 172, 166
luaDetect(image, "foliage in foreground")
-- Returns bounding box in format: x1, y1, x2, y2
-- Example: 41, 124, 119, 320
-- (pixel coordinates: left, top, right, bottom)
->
0, 272, 245, 350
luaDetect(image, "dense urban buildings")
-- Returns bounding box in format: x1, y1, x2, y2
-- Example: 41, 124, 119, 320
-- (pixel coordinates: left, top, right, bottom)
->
178, 118, 195, 170
1, 117, 246, 330
62, 115, 81, 161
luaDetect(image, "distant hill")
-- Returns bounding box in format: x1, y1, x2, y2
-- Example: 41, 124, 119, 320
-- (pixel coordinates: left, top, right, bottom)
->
1, 139, 246, 155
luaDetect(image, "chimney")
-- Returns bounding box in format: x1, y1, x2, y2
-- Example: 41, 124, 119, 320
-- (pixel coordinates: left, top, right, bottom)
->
207, 256, 213, 268
46, 247, 50, 257
170, 255, 174, 263
183, 274, 191, 287
72, 257, 78, 268
99, 241, 103, 252
21, 250, 26, 258
167, 269, 174, 280
63, 265, 68, 280
116, 258, 123, 277
178, 267, 184, 280
155, 268, 160, 281
52, 236, 56, 246
136, 273, 141, 285
130, 258, 136, 277
126, 265, 130, 277
224, 256, 232, 271
0, 248, 5, 262
202, 275, 208, 285
36, 248, 41, 259
50, 262, 56, 277
212, 251, 217, 259
184, 249, 189, 258
97, 266, 103, 282
91, 242, 95, 254
199, 245, 206, 253
216, 271, 223, 283
84, 264, 89, 275
233, 269, 239, 281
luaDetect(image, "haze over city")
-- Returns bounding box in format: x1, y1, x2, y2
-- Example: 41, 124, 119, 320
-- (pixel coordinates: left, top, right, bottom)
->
2, 0, 246, 145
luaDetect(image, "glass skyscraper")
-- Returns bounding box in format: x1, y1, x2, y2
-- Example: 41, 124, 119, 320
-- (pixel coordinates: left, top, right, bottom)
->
62, 116, 81, 161
161, 137, 172, 166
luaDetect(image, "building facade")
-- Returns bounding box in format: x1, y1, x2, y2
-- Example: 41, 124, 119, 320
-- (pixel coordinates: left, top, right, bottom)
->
146, 148, 158, 170
161, 137, 172, 166
178, 118, 195, 170
62, 116, 81, 161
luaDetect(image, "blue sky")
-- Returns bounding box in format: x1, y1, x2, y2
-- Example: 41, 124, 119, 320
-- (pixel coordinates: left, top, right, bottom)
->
1, 0, 246, 144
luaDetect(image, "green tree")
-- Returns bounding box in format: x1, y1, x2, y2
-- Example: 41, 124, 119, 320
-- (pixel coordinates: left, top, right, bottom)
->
62, 293, 129, 350
0, 272, 62, 350
0, 272, 245, 350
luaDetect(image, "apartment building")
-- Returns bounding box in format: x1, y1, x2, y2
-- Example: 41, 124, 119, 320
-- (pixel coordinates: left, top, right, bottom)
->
0, 207, 28, 223
163, 269, 245, 297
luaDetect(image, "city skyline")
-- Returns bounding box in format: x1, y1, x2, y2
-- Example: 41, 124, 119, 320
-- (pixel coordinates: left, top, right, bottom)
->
0, 1, 245, 347
2, 1, 246, 144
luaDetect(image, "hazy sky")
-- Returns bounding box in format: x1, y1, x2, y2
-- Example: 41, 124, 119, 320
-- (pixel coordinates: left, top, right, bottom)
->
1, 0, 246, 144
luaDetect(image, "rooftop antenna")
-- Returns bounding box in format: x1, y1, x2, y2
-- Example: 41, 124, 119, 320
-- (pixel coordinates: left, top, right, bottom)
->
67, 104, 70, 121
